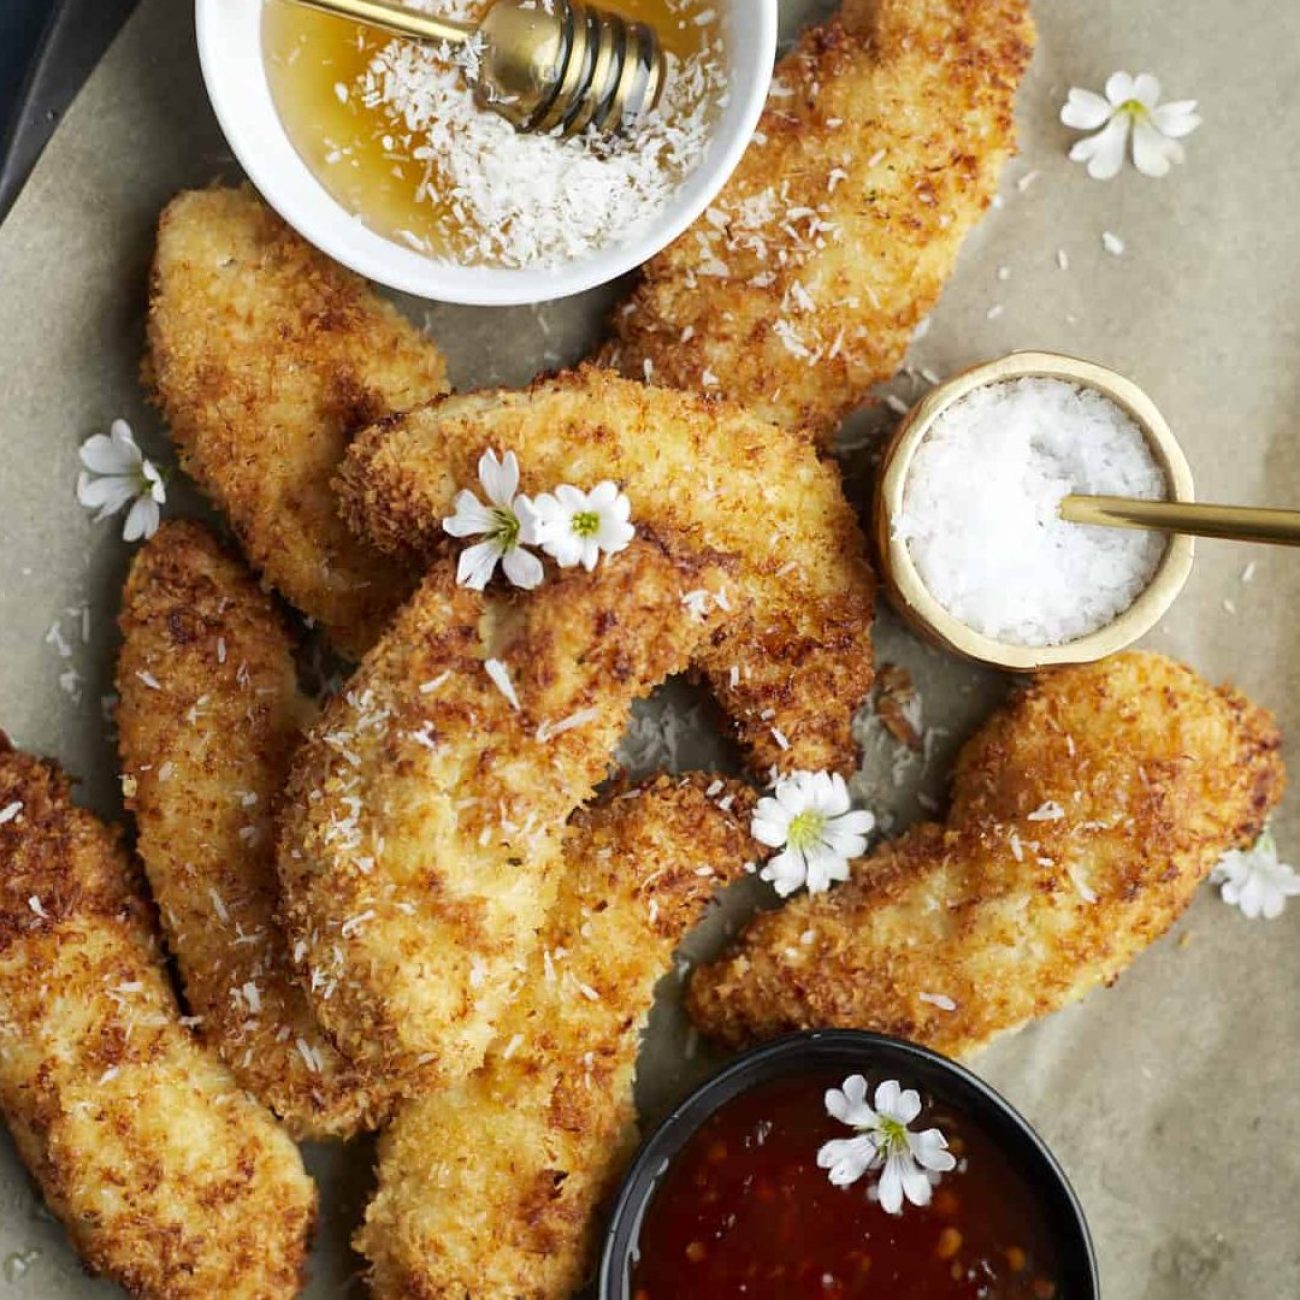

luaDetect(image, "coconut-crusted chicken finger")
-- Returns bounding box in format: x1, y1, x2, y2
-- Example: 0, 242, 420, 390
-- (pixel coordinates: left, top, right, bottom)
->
598, 0, 1035, 443
688, 653, 1285, 1058
358, 774, 762, 1300
0, 740, 316, 1299
336, 366, 876, 776
277, 537, 739, 1090
146, 185, 450, 658
116, 520, 395, 1140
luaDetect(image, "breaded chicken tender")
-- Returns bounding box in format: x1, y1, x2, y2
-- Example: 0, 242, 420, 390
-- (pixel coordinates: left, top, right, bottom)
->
0, 740, 315, 1299
337, 366, 876, 775
599, 0, 1035, 442
116, 520, 393, 1140
689, 653, 1285, 1057
359, 775, 761, 1300
146, 185, 449, 658
277, 539, 737, 1088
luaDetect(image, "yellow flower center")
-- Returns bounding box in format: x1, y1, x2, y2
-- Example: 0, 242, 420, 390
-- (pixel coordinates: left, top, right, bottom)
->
787, 809, 827, 852
572, 510, 601, 538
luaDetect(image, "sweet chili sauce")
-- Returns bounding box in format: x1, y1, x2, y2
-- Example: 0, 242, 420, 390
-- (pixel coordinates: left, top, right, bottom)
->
629, 1071, 1061, 1300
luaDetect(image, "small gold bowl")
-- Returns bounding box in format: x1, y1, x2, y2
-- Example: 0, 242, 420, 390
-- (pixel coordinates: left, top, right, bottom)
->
873, 350, 1197, 672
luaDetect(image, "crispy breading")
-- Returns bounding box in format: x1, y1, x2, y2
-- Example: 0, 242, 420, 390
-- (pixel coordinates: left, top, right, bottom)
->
688, 653, 1286, 1057
276, 539, 738, 1089
359, 775, 761, 1300
336, 366, 876, 775
146, 185, 450, 658
598, 0, 1035, 442
0, 740, 316, 1299
116, 520, 394, 1140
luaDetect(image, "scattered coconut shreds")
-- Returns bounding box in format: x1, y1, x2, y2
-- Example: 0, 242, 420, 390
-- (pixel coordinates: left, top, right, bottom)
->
536, 707, 600, 743
484, 658, 520, 711
136, 670, 161, 691
352, 3, 727, 268
1102, 231, 1125, 257
919, 991, 957, 1012
986, 304, 1005, 321
1057, 248, 1070, 271
1067, 865, 1098, 904
1027, 800, 1066, 822
1241, 562, 1257, 584
27, 896, 47, 919
0, 801, 22, 825
419, 672, 451, 695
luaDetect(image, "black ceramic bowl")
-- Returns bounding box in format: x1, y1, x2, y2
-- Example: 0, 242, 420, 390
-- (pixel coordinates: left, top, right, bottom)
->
600, 1029, 1098, 1299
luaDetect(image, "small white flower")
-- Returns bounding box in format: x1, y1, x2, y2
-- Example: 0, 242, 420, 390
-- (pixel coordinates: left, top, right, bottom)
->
818, 1075, 956, 1215
442, 449, 543, 591
1061, 72, 1201, 180
751, 770, 874, 897
76, 419, 165, 542
1211, 828, 1300, 920
530, 481, 635, 572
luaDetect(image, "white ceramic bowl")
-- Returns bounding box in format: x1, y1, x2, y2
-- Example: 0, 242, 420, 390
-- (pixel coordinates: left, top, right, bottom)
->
195, 0, 777, 306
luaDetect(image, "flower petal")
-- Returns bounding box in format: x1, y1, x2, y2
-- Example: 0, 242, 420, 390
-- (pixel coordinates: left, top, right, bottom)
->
804, 847, 850, 895
478, 449, 520, 508
542, 529, 588, 569
1131, 73, 1161, 109
77, 472, 136, 516
759, 848, 807, 897
443, 490, 495, 538
1070, 116, 1130, 180
588, 480, 620, 509
877, 1153, 906, 1215
817, 1134, 878, 1187
909, 1128, 957, 1173
1060, 87, 1112, 131
123, 494, 161, 543
515, 494, 542, 545
751, 799, 792, 848
554, 483, 588, 513
774, 773, 812, 815
897, 1152, 935, 1209
456, 540, 501, 591
1104, 71, 1135, 106
1132, 118, 1178, 177
502, 546, 545, 590
1151, 99, 1201, 139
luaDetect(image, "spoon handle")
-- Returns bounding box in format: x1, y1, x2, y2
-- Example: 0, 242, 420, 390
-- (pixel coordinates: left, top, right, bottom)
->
1061, 495, 1300, 547
284, 0, 472, 46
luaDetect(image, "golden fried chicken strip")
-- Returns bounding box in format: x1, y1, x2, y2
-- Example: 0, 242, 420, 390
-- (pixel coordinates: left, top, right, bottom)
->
0, 741, 315, 1299
689, 653, 1285, 1057
359, 775, 760, 1300
146, 185, 449, 658
277, 538, 737, 1088
337, 366, 875, 775
598, 0, 1035, 442
116, 520, 394, 1140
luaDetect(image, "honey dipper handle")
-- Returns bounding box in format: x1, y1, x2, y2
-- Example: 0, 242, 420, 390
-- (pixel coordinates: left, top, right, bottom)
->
284, 0, 474, 48
1061, 495, 1300, 547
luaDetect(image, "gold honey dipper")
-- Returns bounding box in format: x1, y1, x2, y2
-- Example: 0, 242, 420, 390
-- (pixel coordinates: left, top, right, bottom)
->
284, 0, 667, 138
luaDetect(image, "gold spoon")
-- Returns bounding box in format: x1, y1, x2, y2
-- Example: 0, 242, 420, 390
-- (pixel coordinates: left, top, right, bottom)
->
283, 0, 668, 138
1059, 494, 1300, 546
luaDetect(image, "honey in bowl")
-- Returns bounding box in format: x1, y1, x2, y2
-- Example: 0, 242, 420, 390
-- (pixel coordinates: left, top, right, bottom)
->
261, 0, 727, 268
627, 1070, 1064, 1300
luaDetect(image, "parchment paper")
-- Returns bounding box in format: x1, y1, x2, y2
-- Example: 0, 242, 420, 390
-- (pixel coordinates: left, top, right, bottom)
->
1, 0, 1299, 1295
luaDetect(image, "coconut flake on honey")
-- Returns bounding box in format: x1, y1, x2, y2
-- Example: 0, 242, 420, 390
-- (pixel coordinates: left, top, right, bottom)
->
894, 378, 1168, 647
262, 0, 726, 268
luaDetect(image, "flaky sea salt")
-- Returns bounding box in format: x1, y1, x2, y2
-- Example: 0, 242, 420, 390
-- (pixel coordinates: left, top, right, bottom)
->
895, 378, 1167, 646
